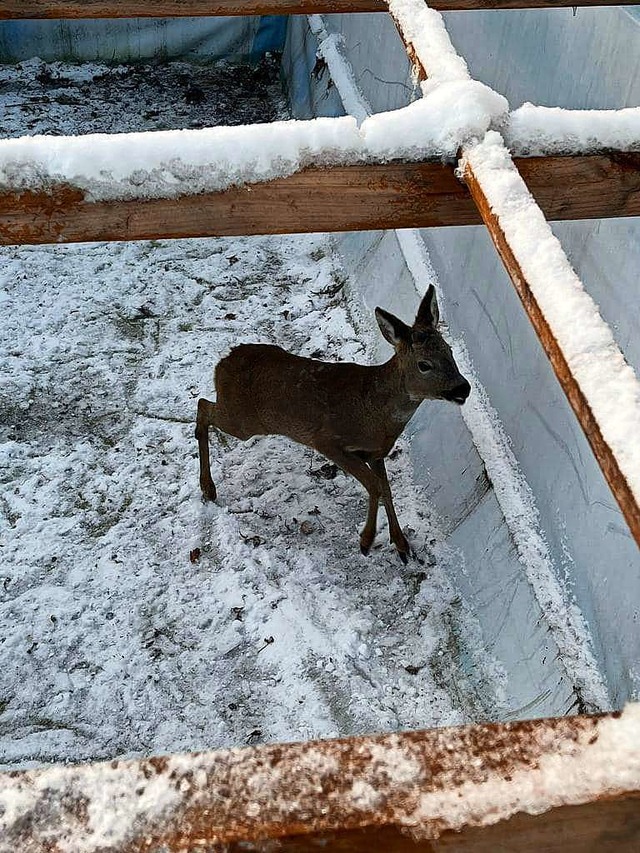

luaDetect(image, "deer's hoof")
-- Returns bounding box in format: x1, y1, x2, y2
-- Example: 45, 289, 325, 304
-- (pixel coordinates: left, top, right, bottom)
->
397, 549, 409, 565
200, 482, 217, 502
360, 544, 370, 557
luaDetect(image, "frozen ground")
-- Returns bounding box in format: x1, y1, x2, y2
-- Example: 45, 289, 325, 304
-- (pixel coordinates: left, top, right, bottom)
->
0, 55, 288, 137
0, 59, 505, 770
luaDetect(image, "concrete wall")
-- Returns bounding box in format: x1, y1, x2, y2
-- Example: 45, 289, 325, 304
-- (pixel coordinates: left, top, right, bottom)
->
284, 8, 640, 708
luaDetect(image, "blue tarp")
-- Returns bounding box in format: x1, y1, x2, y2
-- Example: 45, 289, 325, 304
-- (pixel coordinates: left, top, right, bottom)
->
0, 16, 287, 63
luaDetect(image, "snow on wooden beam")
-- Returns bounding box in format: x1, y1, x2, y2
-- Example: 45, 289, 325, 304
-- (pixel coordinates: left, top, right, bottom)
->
0, 154, 639, 246
1, 706, 639, 851
0, 0, 636, 18
464, 147, 640, 549
0, 162, 474, 243
390, 0, 640, 548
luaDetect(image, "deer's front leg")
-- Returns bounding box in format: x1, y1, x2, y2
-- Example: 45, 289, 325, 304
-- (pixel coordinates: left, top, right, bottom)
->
196, 398, 217, 502
315, 443, 381, 555
360, 490, 380, 556
370, 457, 410, 564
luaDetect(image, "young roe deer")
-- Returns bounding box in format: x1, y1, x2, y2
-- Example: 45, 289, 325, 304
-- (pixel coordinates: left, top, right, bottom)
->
196, 286, 470, 563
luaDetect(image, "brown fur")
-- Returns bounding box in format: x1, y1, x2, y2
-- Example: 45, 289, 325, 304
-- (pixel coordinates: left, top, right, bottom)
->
196, 286, 470, 562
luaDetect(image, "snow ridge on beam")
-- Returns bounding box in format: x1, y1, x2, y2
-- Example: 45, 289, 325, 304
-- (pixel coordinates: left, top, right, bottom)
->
507, 103, 640, 155
462, 136, 640, 541
0, 97, 506, 202
0, 106, 639, 209
388, 0, 640, 548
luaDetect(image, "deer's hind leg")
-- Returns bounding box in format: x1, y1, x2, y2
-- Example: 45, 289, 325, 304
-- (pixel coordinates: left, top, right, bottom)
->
370, 458, 410, 564
196, 397, 218, 502
315, 443, 381, 556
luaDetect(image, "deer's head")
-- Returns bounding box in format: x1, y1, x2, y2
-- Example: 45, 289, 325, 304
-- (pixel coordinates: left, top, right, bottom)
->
375, 286, 471, 405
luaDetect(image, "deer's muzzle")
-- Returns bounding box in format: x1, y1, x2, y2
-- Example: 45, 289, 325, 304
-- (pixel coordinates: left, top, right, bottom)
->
443, 379, 471, 405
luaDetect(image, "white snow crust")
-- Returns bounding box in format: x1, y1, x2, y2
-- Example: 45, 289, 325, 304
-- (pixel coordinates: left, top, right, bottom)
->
0, 82, 506, 202
463, 132, 640, 504
0, 60, 506, 770
507, 102, 640, 155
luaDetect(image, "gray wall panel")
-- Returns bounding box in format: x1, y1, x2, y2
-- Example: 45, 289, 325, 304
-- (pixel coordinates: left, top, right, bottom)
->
284, 9, 640, 707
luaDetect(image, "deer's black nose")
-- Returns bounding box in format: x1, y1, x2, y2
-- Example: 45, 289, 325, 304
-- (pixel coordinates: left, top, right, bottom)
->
444, 379, 471, 405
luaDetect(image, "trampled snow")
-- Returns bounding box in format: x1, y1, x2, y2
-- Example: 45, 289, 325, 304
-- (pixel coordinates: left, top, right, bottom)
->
0, 60, 505, 770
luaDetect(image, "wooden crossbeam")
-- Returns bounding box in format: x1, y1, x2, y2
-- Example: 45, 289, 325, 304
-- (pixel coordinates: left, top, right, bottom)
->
465, 162, 640, 548
0, 154, 639, 246
0, 0, 636, 19
2, 708, 639, 852
389, 0, 640, 549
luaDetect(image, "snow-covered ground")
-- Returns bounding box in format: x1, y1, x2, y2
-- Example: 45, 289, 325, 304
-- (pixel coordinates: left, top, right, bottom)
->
0, 59, 505, 769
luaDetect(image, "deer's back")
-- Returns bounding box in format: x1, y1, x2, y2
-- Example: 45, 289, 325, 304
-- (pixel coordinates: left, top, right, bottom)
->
214, 343, 395, 451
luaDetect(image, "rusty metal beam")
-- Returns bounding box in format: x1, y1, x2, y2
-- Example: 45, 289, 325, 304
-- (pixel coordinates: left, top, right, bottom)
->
1, 709, 639, 852
0, 0, 636, 19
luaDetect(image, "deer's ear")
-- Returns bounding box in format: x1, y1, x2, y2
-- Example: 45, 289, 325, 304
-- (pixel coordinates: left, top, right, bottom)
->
375, 307, 411, 348
415, 285, 440, 329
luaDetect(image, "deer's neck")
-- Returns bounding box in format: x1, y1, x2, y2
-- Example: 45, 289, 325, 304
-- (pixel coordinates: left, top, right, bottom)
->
370, 356, 419, 427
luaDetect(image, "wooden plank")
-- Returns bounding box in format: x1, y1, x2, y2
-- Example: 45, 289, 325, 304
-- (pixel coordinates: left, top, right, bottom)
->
237, 799, 640, 850
463, 162, 640, 548
390, 0, 640, 548
517, 152, 640, 221
0, 0, 636, 19
0, 155, 639, 246
0, 162, 478, 244
2, 709, 640, 852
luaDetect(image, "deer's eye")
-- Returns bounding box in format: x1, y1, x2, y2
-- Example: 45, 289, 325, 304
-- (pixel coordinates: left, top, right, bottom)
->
418, 360, 433, 373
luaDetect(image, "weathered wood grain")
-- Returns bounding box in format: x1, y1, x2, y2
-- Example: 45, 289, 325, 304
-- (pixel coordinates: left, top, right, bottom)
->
2, 709, 639, 852
0, 162, 475, 243
0, 0, 636, 19
1, 155, 639, 245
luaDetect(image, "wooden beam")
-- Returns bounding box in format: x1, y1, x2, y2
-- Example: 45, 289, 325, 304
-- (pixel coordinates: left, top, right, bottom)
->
2, 709, 640, 852
0, 155, 639, 246
0, 0, 636, 19
389, 0, 640, 548
517, 153, 640, 219
464, 162, 640, 548
0, 163, 474, 244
